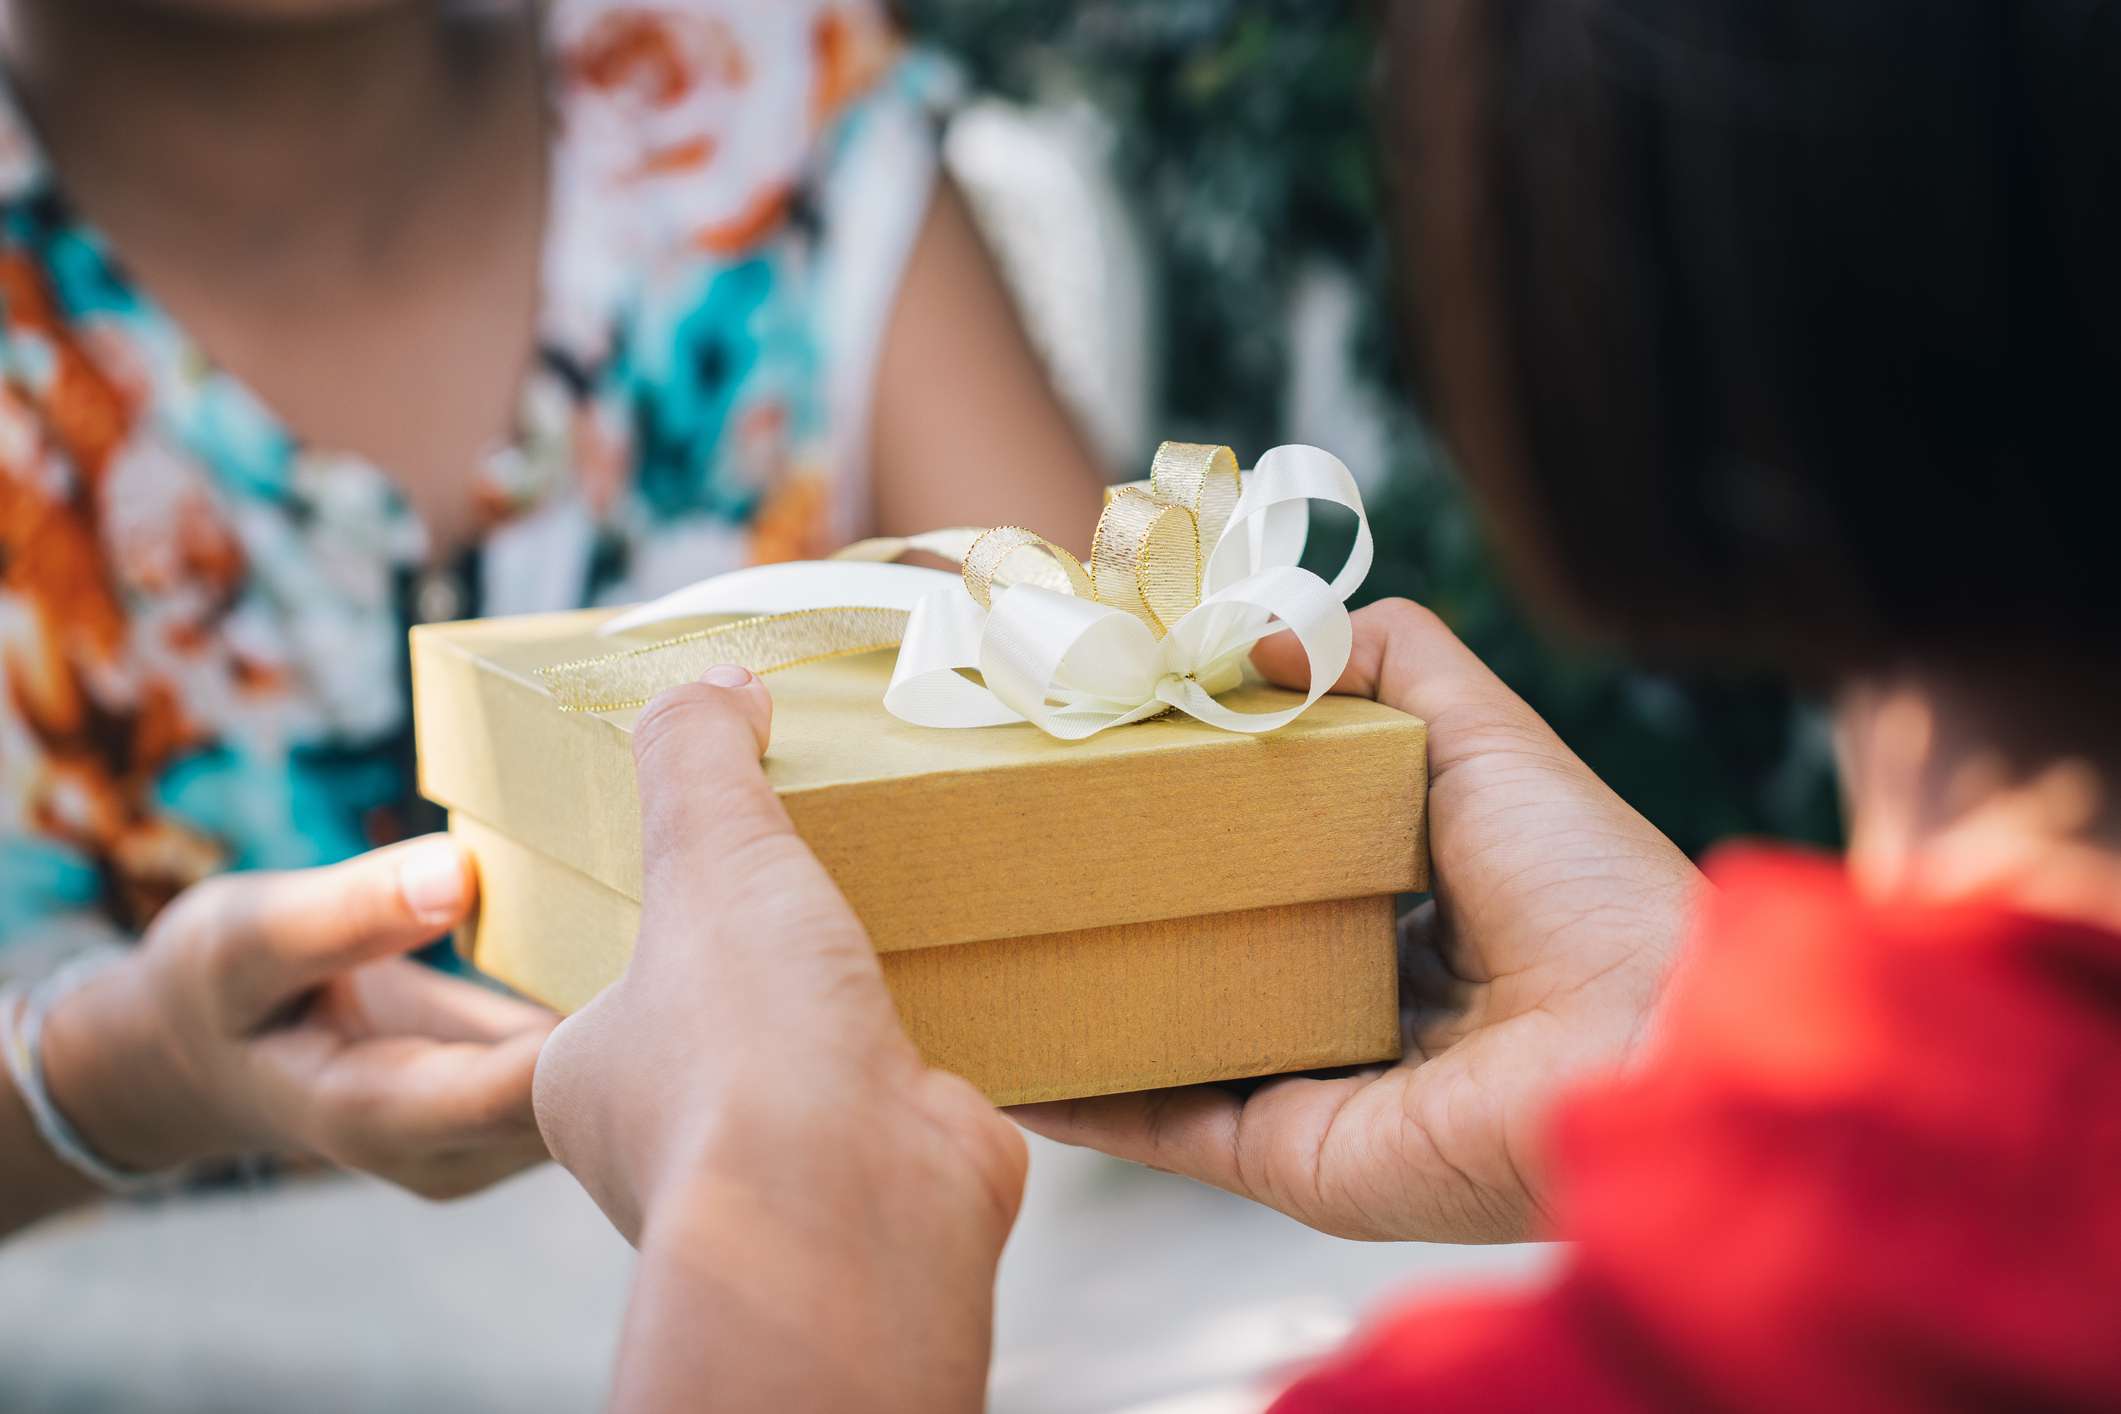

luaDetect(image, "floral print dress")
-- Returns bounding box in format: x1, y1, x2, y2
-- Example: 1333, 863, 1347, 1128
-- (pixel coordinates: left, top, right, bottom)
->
0, 1, 945, 971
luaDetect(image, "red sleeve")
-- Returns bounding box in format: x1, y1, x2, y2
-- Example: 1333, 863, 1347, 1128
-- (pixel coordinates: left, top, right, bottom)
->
1274, 849, 2121, 1414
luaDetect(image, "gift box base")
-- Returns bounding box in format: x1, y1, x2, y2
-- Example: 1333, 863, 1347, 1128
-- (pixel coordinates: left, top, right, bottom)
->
455, 812, 1405, 1107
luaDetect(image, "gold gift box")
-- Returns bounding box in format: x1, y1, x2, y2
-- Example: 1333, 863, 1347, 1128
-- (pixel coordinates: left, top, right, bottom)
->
411, 609, 1428, 1106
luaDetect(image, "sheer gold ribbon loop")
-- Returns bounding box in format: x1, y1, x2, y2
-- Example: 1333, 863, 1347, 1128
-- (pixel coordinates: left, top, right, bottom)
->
1089, 487, 1200, 636
1079, 441, 1245, 637
1148, 440, 1241, 568
961, 526, 1094, 610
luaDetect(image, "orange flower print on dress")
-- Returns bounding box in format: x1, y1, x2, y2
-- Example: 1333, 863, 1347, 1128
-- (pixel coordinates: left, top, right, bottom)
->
747, 472, 834, 566
571, 7, 748, 107
691, 182, 796, 257
630, 133, 719, 180
811, 4, 898, 126
0, 456, 129, 675
0, 258, 231, 932
573, 8, 752, 185
0, 247, 58, 332
47, 344, 132, 482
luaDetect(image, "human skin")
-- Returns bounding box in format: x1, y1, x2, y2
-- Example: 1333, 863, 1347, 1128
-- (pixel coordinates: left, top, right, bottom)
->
1016, 600, 1702, 1240
1, 836, 556, 1235
533, 667, 1026, 1413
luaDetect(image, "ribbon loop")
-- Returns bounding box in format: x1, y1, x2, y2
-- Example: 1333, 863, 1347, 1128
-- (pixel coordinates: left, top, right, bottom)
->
1208, 443, 1372, 599
1148, 440, 1241, 566
1089, 486, 1201, 637
962, 525, 1093, 610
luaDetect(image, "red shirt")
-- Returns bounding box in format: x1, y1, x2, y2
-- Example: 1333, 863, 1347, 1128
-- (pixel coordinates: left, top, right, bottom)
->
1275, 849, 2121, 1413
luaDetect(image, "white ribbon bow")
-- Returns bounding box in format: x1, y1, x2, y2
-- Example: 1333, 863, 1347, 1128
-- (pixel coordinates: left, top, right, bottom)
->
580, 444, 1372, 741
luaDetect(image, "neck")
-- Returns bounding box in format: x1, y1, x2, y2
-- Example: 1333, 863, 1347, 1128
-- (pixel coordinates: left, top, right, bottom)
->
0, 1, 522, 262
1836, 663, 2121, 934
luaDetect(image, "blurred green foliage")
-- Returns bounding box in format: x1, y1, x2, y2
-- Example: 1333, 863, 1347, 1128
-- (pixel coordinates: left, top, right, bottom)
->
902, 0, 1841, 856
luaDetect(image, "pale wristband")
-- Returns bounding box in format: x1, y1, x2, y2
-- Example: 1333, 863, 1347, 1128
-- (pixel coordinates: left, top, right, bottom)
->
1, 954, 174, 1196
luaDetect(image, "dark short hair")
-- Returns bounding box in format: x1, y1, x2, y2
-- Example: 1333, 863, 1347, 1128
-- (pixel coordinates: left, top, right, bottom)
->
1384, 1, 2120, 683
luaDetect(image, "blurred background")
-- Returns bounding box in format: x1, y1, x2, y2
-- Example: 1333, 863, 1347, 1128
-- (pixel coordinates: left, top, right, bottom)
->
0, 3, 1834, 1410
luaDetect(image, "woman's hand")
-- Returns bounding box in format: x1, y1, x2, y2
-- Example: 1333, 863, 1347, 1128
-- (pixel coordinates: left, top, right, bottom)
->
40, 836, 555, 1199
1016, 600, 1703, 1242
533, 667, 1026, 1414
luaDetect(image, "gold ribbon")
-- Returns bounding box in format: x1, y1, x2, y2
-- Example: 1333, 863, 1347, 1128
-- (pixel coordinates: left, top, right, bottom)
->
541, 606, 909, 712
982, 439, 1239, 635
539, 441, 1244, 712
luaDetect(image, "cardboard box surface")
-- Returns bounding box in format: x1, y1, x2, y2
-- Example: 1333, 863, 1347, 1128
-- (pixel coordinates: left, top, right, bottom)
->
413, 609, 1429, 1101
457, 813, 1404, 1105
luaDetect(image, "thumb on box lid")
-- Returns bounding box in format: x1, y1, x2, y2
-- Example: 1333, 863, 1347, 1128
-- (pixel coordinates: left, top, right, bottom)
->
630, 665, 784, 909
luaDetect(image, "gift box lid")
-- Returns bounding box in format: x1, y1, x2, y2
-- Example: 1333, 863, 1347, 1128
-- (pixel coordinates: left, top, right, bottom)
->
412, 609, 1428, 953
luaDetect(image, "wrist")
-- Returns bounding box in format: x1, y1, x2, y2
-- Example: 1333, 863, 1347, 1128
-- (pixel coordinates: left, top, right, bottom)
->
645, 1079, 1020, 1274
621, 1167, 1000, 1414
642, 1155, 1007, 1363
40, 957, 220, 1173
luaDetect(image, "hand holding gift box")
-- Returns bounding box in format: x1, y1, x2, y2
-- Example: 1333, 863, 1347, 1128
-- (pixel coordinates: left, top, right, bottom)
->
412, 444, 1428, 1106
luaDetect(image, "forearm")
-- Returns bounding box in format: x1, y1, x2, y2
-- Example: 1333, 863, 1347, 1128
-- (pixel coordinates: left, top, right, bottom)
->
869, 177, 1108, 549
614, 1175, 997, 1414
0, 958, 180, 1237
0, 998, 96, 1237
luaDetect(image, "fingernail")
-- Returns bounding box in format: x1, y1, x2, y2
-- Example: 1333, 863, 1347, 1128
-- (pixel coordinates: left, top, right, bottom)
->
701, 664, 754, 689
399, 840, 469, 925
